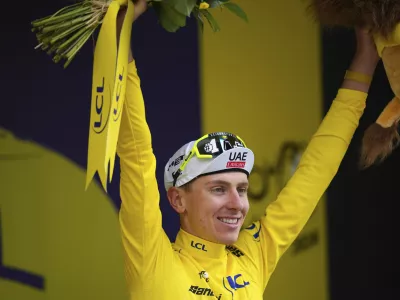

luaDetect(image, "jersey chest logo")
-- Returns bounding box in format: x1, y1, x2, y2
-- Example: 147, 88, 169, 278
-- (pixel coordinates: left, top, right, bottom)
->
226, 274, 250, 290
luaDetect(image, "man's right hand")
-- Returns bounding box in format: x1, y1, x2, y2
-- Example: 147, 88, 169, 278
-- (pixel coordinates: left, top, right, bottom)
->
342, 27, 381, 93
116, 0, 147, 62
132, 0, 148, 22
352, 27, 381, 76
118, 0, 148, 30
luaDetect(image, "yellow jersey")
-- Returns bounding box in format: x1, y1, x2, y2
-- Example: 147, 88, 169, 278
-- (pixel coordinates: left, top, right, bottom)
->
117, 60, 367, 299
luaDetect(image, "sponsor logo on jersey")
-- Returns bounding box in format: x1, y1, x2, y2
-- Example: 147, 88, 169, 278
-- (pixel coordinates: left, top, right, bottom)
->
226, 274, 250, 290
199, 271, 209, 282
191, 241, 207, 252
245, 222, 261, 242
188, 286, 221, 299
226, 245, 244, 258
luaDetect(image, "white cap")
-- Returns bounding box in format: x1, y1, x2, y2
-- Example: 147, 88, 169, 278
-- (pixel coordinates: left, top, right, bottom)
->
164, 133, 254, 190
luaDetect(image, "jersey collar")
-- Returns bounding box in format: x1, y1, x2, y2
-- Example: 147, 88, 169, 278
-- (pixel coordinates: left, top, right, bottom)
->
174, 229, 227, 259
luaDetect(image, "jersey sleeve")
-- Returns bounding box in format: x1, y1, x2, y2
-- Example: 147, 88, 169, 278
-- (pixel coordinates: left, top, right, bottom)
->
117, 60, 173, 296
236, 88, 368, 288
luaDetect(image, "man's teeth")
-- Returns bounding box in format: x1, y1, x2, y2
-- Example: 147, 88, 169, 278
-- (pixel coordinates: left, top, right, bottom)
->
219, 218, 238, 224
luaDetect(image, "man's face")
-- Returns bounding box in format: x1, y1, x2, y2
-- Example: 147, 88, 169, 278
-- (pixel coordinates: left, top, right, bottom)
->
179, 172, 250, 245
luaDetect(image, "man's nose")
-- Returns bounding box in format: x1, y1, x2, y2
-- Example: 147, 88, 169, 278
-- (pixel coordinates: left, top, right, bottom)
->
226, 190, 244, 211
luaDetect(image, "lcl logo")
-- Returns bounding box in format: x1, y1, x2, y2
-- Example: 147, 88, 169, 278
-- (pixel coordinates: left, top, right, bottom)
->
226, 274, 249, 290
191, 241, 207, 252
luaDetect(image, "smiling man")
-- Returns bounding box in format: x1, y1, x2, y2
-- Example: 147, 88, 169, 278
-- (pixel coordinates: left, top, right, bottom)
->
117, 1, 380, 299
165, 132, 253, 246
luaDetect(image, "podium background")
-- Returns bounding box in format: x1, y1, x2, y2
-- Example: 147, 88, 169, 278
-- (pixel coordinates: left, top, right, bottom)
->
1, 0, 398, 299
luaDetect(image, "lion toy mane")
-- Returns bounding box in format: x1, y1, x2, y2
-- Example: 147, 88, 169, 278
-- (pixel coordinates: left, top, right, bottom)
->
308, 0, 400, 168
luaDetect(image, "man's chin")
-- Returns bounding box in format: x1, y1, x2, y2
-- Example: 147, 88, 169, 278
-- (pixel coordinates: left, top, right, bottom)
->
215, 231, 240, 245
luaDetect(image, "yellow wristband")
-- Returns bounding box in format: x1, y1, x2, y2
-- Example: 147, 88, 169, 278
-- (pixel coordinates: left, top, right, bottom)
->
344, 70, 372, 84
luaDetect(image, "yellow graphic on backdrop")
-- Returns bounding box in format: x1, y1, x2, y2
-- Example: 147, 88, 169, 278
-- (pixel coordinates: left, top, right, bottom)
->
0, 128, 128, 300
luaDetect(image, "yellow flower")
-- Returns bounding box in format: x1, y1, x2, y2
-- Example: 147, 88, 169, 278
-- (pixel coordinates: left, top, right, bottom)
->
199, 2, 210, 9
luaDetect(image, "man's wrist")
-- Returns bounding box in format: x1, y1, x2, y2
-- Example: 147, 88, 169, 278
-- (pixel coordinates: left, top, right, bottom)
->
341, 54, 379, 93
349, 52, 379, 76
344, 70, 372, 85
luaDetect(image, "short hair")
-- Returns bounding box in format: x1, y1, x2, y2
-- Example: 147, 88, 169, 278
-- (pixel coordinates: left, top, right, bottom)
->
179, 180, 193, 192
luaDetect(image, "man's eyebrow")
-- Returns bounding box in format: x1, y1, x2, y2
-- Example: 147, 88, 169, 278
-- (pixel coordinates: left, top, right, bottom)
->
206, 180, 230, 186
206, 180, 249, 186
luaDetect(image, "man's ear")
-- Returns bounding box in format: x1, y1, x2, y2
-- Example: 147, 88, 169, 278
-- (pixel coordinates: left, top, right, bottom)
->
167, 187, 186, 214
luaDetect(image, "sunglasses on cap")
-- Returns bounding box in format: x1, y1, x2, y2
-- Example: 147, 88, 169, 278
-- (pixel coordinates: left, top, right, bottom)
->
172, 132, 247, 186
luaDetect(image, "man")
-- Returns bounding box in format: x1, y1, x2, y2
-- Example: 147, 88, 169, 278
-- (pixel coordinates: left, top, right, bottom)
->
116, 1, 380, 299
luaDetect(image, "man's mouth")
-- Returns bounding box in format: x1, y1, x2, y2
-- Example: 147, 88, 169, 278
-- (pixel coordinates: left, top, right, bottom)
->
217, 217, 240, 225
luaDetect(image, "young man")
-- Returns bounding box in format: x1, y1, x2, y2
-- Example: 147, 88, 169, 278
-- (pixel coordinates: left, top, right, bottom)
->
116, 1, 380, 299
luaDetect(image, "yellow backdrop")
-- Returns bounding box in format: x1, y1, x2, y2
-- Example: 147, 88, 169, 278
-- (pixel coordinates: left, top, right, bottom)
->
0, 128, 128, 300
200, 1, 328, 299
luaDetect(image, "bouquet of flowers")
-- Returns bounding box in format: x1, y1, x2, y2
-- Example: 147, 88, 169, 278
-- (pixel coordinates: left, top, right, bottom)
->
31, 0, 248, 68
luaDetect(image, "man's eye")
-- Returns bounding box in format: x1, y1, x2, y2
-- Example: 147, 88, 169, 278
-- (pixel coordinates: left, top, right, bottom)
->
238, 188, 248, 194
211, 187, 225, 193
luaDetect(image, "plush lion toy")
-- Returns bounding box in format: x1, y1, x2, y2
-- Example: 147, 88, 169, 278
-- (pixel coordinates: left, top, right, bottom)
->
307, 0, 400, 168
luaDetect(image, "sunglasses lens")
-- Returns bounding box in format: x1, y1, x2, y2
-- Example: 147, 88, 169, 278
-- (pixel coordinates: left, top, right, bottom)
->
196, 133, 245, 156
197, 137, 222, 156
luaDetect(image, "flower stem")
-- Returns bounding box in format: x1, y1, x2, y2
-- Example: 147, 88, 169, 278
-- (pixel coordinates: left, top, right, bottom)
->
49, 22, 87, 45
33, 1, 87, 24
57, 24, 97, 55
60, 25, 94, 57
32, 5, 91, 27
63, 27, 97, 68
41, 14, 92, 33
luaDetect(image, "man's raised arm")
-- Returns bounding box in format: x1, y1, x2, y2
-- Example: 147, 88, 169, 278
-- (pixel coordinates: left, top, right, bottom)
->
116, 2, 173, 296
238, 28, 380, 288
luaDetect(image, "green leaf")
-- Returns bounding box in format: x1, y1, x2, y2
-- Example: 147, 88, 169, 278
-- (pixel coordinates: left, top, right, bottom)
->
194, 9, 204, 33
200, 9, 220, 32
161, 5, 186, 28
224, 2, 248, 23
166, 0, 197, 17
209, 0, 228, 8
153, 2, 186, 32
